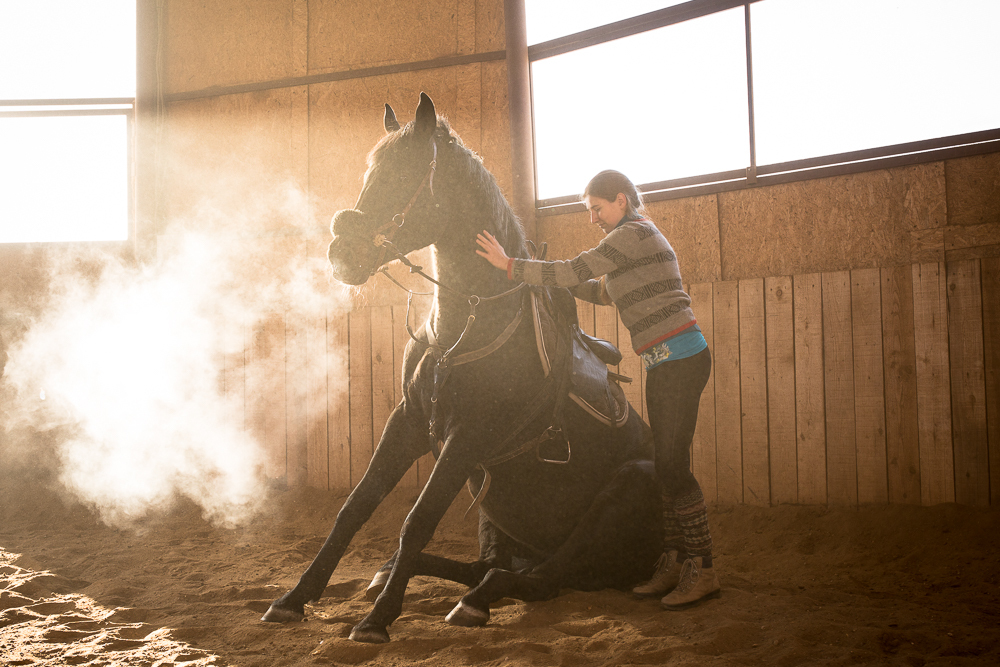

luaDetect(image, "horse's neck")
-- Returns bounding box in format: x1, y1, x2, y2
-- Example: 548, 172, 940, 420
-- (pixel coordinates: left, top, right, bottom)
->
428, 241, 522, 345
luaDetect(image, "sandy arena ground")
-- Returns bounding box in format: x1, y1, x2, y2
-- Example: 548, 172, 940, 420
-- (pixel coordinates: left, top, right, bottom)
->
2, 468, 1000, 667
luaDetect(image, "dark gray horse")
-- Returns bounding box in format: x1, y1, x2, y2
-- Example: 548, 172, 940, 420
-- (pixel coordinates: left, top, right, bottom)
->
262, 93, 660, 643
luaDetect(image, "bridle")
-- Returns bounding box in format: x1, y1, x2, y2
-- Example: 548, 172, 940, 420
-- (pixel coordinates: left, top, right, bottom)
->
368, 140, 438, 267
356, 137, 528, 357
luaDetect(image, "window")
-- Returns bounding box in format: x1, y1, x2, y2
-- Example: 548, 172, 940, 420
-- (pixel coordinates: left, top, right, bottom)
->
0, 0, 136, 244
751, 0, 1000, 165
526, 0, 1000, 206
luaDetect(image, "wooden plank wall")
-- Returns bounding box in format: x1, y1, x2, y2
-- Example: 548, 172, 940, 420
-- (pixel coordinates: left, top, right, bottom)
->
226, 260, 999, 507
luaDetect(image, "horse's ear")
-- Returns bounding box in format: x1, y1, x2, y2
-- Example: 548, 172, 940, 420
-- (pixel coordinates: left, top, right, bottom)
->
414, 92, 436, 139
384, 104, 400, 133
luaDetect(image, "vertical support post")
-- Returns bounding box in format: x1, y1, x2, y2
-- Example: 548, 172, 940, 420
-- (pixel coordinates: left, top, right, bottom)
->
743, 2, 757, 184
134, 0, 162, 262
505, 0, 536, 240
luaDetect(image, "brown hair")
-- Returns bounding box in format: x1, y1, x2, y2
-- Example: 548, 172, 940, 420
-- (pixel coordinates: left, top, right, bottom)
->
583, 170, 645, 220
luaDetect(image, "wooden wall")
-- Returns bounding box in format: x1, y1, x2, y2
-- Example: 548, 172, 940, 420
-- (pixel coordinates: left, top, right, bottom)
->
27, 0, 984, 508
223, 258, 998, 508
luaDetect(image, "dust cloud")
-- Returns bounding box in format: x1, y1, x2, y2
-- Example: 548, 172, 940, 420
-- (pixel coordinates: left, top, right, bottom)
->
0, 183, 349, 529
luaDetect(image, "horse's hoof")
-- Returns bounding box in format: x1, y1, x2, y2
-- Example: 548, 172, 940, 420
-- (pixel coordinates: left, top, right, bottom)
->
260, 602, 305, 623
446, 601, 489, 627
349, 623, 390, 644
364, 570, 390, 601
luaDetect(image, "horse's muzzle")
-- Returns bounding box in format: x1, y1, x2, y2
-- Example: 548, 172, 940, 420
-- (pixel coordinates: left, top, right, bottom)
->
328, 209, 379, 285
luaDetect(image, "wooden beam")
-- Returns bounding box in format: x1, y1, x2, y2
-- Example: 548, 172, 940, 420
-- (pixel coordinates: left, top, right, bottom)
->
823, 271, 857, 505
981, 257, 1000, 507
765, 275, 796, 504
851, 268, 888, 505
713, 281, 742, 504
328, 311, 351, 491
880, 265, 921, 504
912, 263, 955, 505
739, 279, 769, 506
946, 259, 989, 506
794, 274, 826, 505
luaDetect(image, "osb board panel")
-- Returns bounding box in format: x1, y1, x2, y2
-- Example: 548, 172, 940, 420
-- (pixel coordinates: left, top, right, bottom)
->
0, 246, 54, 312
644, 196, 722, 284
534, 195, 721, 285
163, 0, 307, 93
162, 88, 310, 234
534, 212, 606, 261
945, 223, 1000, 252
308, 0, 484, 73
945, 153, 1000, 227
718, 163, 946, 280
476, 0, 506, 51
480, 61, 513, 210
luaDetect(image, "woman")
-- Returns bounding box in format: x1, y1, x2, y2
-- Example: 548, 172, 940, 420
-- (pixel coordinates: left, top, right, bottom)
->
475, 169, 718, 610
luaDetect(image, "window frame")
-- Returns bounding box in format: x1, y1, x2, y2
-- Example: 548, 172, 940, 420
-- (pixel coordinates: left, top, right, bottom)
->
525, 0, 1000, 215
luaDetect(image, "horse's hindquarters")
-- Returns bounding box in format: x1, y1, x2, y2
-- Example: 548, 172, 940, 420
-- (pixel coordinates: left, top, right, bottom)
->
480, 406, 649, 558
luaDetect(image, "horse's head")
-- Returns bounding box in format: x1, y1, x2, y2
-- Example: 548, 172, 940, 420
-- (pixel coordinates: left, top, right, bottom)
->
328, 93, 453, 285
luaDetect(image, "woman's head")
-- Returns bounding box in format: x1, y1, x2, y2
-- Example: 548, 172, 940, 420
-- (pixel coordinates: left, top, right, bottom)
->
582, 170, 644, 232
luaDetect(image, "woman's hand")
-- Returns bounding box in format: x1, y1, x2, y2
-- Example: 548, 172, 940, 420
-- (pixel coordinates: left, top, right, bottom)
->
475, 230, 510, 270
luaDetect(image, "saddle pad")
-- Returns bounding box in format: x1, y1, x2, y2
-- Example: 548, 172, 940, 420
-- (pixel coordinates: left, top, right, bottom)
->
530, 290, 630, 428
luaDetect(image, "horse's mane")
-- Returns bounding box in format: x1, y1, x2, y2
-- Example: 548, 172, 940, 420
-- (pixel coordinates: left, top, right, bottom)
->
368, 117, 530, 261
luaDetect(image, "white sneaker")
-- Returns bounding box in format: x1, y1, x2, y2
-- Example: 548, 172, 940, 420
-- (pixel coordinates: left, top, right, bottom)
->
660, 556, 720, 610
632, 550, 682, 598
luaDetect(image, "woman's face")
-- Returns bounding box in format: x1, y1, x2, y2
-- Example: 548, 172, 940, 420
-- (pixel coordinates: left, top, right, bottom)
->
583, 193, 627, 234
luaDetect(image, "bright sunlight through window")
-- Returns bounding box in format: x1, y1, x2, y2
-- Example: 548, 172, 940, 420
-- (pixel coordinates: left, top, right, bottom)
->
527, 0, 1000, 201
0, 0, 136, 244
751, 0, 1000, 164
531, 6, 749, 200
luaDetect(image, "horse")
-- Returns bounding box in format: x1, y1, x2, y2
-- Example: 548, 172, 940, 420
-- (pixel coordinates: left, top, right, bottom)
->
262, 92, 661, 643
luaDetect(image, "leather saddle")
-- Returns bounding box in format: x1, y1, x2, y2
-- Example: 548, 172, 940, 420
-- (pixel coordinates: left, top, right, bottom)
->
530, 288, 631, 428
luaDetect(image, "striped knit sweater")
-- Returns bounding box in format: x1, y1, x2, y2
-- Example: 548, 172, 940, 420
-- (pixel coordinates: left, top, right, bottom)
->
510, 218, 696, 354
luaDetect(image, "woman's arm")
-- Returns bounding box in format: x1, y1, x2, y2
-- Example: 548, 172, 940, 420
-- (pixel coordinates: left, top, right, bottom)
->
477, 229, 622, 287
569, 277, 613, 305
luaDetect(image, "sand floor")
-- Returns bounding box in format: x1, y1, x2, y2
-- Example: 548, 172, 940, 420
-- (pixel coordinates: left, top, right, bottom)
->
2, 473, 1000, 667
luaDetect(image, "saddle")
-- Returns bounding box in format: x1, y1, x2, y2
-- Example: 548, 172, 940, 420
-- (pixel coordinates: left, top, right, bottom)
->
530, 288, 630, 428
461, 286, 632, 518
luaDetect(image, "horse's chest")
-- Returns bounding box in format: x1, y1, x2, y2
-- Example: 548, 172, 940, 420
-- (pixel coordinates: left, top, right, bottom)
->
407, 345, 539, 434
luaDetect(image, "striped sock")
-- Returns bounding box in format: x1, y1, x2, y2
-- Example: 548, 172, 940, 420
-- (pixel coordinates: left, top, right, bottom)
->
675, 487, 713, 559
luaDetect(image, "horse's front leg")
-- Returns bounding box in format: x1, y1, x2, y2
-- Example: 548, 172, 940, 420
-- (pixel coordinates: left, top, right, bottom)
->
349, 435, 478, 643
262, 403, 426, 623
365, 511, 514, 599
